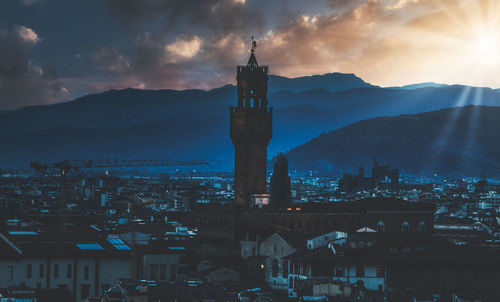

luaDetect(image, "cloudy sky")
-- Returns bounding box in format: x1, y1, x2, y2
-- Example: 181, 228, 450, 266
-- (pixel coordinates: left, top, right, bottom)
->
1, 0, 499, 108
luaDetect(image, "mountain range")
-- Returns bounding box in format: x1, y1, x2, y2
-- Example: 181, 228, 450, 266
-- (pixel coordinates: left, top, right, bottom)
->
1, 73, 500, 176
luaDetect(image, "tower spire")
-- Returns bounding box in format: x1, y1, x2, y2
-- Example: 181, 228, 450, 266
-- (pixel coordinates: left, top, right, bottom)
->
251, 36, 257, 53
247, 36, 259, 69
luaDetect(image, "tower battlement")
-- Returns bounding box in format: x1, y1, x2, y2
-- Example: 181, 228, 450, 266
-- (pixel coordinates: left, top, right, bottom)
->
229, 105, 272, 114
237, 65, 268, 77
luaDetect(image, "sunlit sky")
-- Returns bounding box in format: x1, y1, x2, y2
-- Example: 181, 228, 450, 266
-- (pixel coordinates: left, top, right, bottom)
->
1, 0, 500, 108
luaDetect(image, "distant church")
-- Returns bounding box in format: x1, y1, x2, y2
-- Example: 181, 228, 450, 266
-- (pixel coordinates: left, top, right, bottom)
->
339, 159, 400, 193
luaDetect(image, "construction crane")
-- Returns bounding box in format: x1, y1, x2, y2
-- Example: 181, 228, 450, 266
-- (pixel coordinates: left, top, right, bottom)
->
30, 159, 209, 175
29, 159, 208, 228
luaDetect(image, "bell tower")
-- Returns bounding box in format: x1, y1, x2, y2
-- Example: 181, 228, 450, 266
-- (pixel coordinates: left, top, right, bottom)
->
230, 39, 272, 207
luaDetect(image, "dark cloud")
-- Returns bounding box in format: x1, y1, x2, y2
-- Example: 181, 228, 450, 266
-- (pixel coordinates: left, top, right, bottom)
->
77, 0, 275, 90
20, 0, 40, 6
0, 25, 68, 108
93, 47, 131, 74
121, 32, 241, 90
103, 0, 267, 37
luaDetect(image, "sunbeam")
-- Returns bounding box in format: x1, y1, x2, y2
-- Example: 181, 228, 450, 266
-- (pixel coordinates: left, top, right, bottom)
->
427, 85, 471, 174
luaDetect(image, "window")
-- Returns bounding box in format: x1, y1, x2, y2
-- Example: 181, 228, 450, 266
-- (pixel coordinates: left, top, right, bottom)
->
282, 260, 288, 278
27, 264, 32, 279
401, 221, 410, 232
81, 284, 90, 299
252, 247, 256, 256
149, 264, 159, 280
289, 276, 294, 288
170, 264, 177, 281
376, 221, 385, 232
272, 259, 278, 277
54, 264, 59, 279
356, 265, 364, 277
376, 265, 384, 277
67, 264, 72, 279
84, 265, 89, 280
419, 221, 426, 232
39, 264, 44, 278
159, 264, 167, 280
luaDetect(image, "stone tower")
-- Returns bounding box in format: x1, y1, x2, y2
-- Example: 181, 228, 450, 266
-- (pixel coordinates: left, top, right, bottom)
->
230, 40, 272, 207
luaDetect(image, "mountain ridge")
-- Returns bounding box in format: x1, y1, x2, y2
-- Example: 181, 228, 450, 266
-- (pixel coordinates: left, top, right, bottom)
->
1, 73, 500, 173
285, 105, 500, 177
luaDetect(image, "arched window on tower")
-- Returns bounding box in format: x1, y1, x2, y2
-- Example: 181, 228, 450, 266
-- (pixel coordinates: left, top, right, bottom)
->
376, 221, 385, 232
419, 221, 427, 232
250, 90, 255, 107
272, 259, 278, 277
401, 221, 410, 232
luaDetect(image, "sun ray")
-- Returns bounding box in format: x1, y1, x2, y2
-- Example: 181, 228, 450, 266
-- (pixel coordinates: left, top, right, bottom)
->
426, 85, 472, 175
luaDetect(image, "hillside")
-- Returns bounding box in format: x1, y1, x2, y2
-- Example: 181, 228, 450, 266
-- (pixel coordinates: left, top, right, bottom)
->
286, 106, 500, 177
